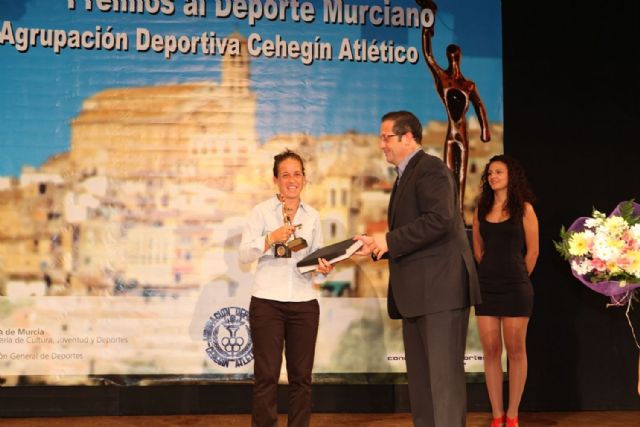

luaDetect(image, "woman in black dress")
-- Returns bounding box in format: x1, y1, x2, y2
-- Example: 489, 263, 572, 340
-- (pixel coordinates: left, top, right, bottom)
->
472, 154, 538, 427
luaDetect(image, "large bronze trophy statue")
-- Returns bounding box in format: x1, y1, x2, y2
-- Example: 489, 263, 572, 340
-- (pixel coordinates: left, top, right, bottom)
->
417, 0, 491, 218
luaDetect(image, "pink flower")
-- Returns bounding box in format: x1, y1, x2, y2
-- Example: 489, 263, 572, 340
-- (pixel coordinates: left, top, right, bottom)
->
590, 258, 607, 272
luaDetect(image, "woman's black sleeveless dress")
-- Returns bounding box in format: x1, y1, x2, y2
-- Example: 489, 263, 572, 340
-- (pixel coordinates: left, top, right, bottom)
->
474, 216, 533, 317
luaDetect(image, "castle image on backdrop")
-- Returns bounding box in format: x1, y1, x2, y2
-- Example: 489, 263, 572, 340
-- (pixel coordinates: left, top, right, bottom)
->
0, 33, 502, 300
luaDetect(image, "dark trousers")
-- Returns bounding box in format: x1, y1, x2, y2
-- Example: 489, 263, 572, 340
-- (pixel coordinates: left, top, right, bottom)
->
249, 296, 320, 427
402, 307, 470, 427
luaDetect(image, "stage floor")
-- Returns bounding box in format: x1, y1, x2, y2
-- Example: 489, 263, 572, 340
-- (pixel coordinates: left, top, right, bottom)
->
0, 412, 638, 426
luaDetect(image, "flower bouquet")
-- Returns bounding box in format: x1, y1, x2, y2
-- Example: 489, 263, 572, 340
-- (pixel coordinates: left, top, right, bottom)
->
555, 200, 640, 307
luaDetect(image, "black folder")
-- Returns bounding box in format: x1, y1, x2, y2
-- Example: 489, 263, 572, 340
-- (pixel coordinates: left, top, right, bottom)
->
296, 238, 363, 273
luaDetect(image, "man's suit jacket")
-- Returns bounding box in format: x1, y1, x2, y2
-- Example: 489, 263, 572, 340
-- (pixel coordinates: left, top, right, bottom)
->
385, 150, 480, 319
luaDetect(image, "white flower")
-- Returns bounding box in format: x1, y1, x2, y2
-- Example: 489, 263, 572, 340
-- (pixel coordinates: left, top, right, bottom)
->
586, 210, 606, 227
571, 259, 592, 275
592, 234, 623, 262
584, 216, 604, 229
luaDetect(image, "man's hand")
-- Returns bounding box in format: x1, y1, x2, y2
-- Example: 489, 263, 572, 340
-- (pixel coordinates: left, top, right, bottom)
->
371, 234, 389, 260
354, 235, 374, 256
354, 235, 389, 260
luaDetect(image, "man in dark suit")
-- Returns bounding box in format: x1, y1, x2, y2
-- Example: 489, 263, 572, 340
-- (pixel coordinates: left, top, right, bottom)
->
356, 111, 480, 427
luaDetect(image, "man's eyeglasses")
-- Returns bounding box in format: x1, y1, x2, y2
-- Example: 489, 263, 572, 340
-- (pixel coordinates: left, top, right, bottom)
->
380, 133, 401, 143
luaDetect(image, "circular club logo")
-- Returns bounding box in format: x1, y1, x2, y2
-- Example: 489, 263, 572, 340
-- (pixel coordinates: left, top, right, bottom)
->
203, 306, 253, 368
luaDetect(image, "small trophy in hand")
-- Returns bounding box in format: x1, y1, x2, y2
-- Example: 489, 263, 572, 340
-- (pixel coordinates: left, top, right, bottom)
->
285, 214, 307, 252
273, 196, 308, 257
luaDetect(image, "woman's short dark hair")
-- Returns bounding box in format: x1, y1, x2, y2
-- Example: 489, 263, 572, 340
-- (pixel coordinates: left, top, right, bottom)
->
273, 149, 305, 177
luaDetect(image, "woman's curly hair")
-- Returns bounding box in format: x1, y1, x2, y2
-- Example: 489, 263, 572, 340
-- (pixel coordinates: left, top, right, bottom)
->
477, 154, 535, 221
